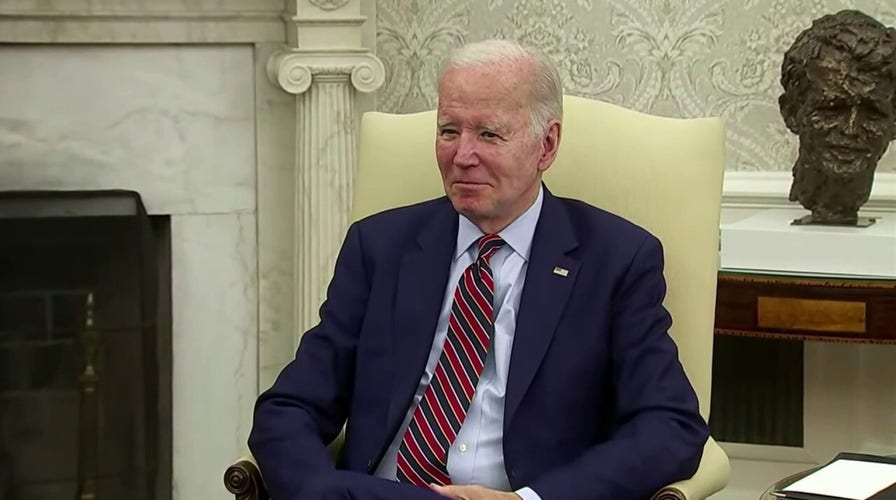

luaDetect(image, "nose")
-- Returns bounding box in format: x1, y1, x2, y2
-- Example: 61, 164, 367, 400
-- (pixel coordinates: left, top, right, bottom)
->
844, 107, 859, 136
453, 131, 480, 168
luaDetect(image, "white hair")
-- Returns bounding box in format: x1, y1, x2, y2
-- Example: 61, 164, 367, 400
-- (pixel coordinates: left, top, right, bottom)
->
438, 39, 564, 138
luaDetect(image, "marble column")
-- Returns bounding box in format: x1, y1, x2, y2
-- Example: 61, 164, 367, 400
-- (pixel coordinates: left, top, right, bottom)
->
266, 0, 385, 341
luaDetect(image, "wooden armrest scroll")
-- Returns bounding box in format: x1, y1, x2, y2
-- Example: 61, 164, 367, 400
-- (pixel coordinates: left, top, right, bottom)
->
651, 487, 686, 500
224, 459, 269, 500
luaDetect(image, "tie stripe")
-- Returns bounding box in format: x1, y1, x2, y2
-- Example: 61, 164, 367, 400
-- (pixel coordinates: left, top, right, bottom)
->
396, 234, 505, 486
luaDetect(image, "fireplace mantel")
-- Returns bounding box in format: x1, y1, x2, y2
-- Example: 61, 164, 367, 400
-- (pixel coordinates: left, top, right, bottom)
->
0, 0, 286, 43
0, 1, 381, 499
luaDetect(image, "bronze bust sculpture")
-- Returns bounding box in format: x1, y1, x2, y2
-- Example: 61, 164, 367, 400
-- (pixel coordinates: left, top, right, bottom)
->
779, 10, 896, 226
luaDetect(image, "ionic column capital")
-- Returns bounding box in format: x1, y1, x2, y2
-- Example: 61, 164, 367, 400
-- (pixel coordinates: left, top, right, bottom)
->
266, 49, 385, 94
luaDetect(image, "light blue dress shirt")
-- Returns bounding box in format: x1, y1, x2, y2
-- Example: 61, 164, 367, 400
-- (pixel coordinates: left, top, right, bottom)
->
374, 187, 544, 500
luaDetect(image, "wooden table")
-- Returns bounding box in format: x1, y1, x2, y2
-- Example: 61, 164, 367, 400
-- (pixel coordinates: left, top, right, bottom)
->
758, 465, 818, 499
714, 270, 896, 343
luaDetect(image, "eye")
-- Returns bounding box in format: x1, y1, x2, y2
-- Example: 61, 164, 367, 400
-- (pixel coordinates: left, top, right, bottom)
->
438, 127, 458, 138
481, 130, 501, 140
807, 108, 838, 122
865, 107, 889, 120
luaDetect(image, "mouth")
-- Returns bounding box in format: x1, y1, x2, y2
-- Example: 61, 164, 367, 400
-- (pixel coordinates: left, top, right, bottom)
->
829, 144, 866, 152
825, 145, 870, 160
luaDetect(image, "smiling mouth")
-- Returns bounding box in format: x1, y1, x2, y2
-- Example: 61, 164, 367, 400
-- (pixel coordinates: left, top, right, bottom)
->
825, 146, 870, 158
830, 145, 866, 152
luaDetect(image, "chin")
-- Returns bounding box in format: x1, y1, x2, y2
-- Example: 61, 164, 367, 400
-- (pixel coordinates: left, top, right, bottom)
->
451, 200, 480, 217
818, 157, 877, 176
449, 198, 488, 220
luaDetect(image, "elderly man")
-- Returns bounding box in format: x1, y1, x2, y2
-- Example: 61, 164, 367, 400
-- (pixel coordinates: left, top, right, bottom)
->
249, 39, 708, 500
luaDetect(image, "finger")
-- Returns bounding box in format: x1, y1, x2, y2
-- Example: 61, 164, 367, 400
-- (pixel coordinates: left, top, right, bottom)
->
429, 484, 462, 499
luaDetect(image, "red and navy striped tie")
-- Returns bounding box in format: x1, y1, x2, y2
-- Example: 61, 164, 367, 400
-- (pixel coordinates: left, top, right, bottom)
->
396, 233, 506, 486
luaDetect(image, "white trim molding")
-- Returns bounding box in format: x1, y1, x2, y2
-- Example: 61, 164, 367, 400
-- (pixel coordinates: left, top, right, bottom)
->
720, 442, 815, 465
0, 1, 286, 43
723, 171, 896, 211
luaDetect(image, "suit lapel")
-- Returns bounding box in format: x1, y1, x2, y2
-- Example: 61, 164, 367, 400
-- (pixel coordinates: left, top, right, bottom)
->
505, 189, 580, 425
387, 200, 457, 431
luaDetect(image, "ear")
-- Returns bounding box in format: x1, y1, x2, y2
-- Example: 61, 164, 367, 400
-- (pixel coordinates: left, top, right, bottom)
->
890, 97, 896, 141
537, 119, 562, 172
779, 93, 801, 133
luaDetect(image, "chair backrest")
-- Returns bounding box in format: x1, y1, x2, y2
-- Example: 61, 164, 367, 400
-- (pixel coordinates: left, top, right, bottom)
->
353, 95, 724, 419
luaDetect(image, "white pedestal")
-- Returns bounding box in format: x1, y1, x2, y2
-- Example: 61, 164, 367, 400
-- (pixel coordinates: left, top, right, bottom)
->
720, 209, 896, 278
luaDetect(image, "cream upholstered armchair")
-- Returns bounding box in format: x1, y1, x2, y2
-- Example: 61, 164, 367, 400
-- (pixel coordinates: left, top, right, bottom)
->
225, 95, 730, 499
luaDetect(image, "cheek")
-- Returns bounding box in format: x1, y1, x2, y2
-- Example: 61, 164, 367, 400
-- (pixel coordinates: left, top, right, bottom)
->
872, 119, 896, 138
799, 125, 827, 141
435, 143, 455, 167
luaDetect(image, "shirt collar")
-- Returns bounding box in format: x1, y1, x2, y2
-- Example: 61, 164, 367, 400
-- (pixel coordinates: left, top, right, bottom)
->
454, 185, 544, 263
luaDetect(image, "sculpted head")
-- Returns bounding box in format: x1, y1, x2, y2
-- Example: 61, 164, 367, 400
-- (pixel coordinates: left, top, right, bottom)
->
779, 10, 896, 223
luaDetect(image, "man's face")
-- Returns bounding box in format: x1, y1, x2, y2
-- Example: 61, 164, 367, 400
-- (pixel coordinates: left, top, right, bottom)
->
435, 63, 560, 233
795, 69, 896, 175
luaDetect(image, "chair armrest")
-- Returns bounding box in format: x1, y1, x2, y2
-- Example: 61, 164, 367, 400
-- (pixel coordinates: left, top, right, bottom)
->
224, 456, 269, 500
223, 431, 344, 499
650, 437, 730, 500
222, 431, 722, 500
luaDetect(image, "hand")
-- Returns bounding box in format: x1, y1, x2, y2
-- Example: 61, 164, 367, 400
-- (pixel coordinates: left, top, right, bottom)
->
429, 484, 521, 500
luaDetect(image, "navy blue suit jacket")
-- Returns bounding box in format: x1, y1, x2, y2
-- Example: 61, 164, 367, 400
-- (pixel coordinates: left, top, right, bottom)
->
249, 188, 709, 500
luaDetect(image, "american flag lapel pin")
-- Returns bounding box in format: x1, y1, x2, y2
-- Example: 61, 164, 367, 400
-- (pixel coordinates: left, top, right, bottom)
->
552, 266, 569, 277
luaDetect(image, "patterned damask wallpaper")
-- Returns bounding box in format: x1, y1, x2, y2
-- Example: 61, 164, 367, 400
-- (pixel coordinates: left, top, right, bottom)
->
376, 0, 896, 172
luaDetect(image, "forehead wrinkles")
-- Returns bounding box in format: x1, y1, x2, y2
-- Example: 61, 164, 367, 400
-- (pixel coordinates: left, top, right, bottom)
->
437, 67, 533, 131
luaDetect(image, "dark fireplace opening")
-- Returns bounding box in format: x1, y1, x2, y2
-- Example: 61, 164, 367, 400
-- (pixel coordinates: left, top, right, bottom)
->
0, 191, 171, 500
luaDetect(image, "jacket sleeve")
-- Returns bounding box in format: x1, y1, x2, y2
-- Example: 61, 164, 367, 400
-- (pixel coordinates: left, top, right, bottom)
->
529, 234, 709, 500
248, 222, 372, 499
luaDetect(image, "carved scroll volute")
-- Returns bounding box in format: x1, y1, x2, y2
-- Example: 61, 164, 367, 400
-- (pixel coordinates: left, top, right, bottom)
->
266, 51, 385, 95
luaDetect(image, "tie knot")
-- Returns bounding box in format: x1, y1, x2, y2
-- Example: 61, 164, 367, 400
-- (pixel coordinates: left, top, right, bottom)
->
476, 234, 505, 262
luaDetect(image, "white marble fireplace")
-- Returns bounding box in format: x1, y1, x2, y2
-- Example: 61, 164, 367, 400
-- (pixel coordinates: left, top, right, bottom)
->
0, 42, 260, 499
0, 1, 381, 498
